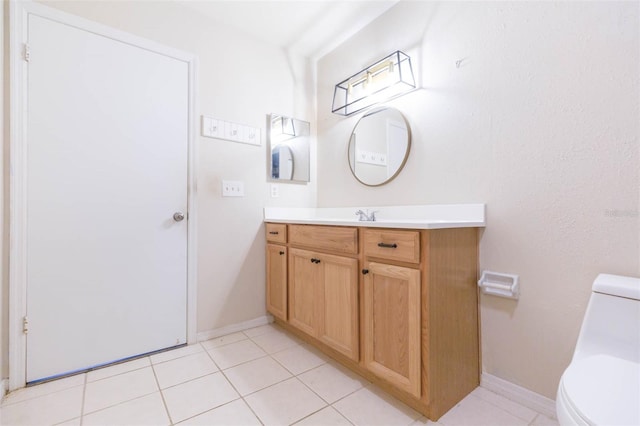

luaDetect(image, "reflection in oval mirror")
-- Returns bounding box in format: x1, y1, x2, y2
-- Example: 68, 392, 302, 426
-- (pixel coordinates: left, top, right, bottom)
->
271, 145, 294, 180
268, 114, 310, 183
348, 106, 411, 187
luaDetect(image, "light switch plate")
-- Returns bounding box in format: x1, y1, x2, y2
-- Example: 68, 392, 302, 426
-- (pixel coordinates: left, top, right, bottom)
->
222, 180, 244, 197
201, 115, 261, 146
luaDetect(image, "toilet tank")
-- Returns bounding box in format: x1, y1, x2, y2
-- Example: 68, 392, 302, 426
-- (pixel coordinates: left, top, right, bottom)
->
573, 274, 640, 363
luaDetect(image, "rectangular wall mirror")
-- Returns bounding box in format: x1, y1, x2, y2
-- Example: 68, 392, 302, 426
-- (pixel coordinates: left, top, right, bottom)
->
268, 114, 310, 183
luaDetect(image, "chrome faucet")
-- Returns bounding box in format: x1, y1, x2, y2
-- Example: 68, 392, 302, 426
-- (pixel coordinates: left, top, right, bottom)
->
355, 209, 378, 222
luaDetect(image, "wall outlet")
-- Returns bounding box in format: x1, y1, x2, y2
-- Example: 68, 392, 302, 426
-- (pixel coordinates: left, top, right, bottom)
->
222, 180, 244, 197
270, 184, 279, 198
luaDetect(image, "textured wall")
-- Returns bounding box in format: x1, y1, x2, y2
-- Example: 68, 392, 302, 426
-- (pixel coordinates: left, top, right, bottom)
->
317, 1, 639, 398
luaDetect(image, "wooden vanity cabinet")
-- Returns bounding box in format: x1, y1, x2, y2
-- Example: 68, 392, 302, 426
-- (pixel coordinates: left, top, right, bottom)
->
265, 222, 479, 421
265, 224, 287, 320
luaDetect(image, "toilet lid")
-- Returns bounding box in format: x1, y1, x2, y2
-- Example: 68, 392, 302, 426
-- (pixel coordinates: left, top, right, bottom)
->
562, 354, 640, 425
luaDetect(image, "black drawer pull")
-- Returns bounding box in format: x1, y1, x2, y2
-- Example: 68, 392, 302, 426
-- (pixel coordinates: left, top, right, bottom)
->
279, 251, 285, 255
362, 269, 369, 275
269, 231, 279, 235
377, 242, 398, 249
310, 258, 321, 264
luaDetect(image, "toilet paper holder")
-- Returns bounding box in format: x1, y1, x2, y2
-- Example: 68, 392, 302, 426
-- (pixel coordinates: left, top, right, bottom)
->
478, 271, 520, 300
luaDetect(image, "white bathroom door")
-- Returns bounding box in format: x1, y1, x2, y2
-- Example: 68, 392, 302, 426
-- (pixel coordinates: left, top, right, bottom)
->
24, 13, 190, 382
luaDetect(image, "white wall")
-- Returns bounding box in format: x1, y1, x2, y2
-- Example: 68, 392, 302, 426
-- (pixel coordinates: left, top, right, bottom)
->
1, 0, 6, 387
317, 1, 639, 398
1, 0, 317, 379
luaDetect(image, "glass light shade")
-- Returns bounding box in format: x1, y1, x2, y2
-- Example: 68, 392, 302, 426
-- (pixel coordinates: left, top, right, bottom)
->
332, 51, 415, 116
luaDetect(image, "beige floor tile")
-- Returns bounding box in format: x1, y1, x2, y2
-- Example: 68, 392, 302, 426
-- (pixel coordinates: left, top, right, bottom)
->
177, 399, 261, 425
298, 362, 366, 403
150, 344, 204, 365
224, 356, 292, 396
245, 377, 327, 425
83, 367, 158, 414
207, 339, 268, 370
87, 357, 151, 382
162, 372, 239, 423
82, 392, 169, 426
1, 374, 85, 406
295, 406, 353, 425
531, 413, 560, 425
333, 386, 421, 426
153, 351, 218, 389
0, 386, 83, 426
251, 329, 300, 354
410, 416, 442, 425
243, 323, 281, 338
54, 417, 82, 426
272, 344, 327, 375
470, 387, 538, 423
200, 332, 248, 350
438, 394, 528, 426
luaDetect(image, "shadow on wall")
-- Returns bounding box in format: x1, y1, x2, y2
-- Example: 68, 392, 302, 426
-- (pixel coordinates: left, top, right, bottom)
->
213, 225, 267, 327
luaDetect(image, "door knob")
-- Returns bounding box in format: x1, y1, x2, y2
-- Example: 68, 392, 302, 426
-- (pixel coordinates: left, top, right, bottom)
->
173, 212, 185, 222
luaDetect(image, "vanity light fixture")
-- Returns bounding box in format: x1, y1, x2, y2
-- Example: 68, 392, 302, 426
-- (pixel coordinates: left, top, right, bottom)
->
332, 50, 415, 116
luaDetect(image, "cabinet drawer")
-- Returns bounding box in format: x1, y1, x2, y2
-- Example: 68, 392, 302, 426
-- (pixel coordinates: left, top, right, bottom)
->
289, 225, 358, 254
266, 223, 287, 243
363, 229, 420, 263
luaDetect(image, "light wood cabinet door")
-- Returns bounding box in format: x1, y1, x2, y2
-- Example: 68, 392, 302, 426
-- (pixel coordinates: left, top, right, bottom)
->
288, 248, 321, 337
288, 248, 359, 361
363, 262, 421, 398
317, 253, 359, 361
266, 244, 287, 320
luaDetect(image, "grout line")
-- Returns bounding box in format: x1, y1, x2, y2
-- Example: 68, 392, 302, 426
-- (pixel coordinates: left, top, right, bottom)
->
470, 388, 541, 424
85, 359, 152, 384
212, 353, 272, 373
79, 373, 87, 426
202, 349, 264, 425
173, 397, 246, 425
200, 335, 250, 352
229, 373, 294, 399
149, 346, 205, 367
80, 390, 162, 421
150, 359, 174, 425
240, 393, 265, 426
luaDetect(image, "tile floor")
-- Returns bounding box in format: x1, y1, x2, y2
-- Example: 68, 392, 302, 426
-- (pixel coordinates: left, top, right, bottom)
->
0, 323, 559, 426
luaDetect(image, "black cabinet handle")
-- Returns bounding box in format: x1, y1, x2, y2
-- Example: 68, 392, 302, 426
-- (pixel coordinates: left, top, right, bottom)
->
279, 251, 285, 255
310, 258, 321, 264
269, 231, 279, 235
362, 269, 369, 275
377, 242, 398, 249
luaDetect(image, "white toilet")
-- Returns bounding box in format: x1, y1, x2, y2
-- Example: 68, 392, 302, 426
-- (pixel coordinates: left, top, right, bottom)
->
556, 274, 640, 425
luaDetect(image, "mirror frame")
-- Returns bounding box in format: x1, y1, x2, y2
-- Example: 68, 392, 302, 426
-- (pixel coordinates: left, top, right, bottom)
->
347, 106, 411, 187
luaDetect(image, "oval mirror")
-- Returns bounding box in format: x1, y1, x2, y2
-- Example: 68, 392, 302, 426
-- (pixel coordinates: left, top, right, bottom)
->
348, 106, 411, 186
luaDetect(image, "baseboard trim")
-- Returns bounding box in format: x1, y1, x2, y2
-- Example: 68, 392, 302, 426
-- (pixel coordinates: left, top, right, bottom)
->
1, 379, 8, 400
196, 315, 273, 342
481, 373, 557, 419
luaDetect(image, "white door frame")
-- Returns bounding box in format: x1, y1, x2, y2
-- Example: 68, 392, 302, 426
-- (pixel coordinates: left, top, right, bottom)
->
8, 0, 198, 391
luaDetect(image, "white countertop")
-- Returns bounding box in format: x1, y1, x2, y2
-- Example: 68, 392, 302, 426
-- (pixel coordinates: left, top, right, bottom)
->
263, 204, 485, 229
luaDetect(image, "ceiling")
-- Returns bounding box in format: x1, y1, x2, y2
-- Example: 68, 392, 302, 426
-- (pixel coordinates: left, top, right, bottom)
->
179, 1, 399, 60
